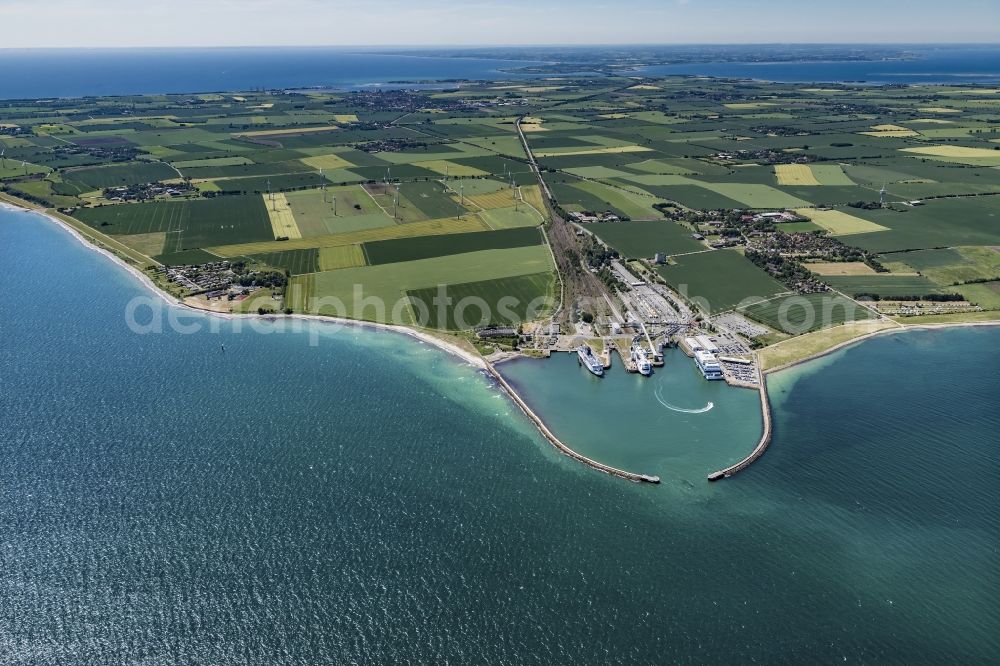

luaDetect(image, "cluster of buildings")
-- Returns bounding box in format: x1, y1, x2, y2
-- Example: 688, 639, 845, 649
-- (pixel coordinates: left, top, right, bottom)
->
103, 182, 193, 202
0, 123, 26, 136
681, 335, 725, 380
475, 326, 518, 340
464, 96, 531, 110
356, 138, 431, 154
712, 149, 814, 165
678, 333, 758, 385
159, 262, 249, 298
568, 211, 621, 224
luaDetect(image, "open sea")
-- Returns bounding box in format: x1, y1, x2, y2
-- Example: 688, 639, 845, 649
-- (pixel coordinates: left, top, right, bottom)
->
1, 200, 998, 662
0, 45, 999, 99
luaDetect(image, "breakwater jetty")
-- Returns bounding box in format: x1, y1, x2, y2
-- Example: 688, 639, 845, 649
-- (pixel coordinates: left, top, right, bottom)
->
486, 363, 661, 484
707, 378, 772, 481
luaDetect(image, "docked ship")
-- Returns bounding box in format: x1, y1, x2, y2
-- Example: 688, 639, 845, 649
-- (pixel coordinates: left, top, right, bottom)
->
630, 345, 653, 377
577, 345, 605, 377
694, 349, 724, 380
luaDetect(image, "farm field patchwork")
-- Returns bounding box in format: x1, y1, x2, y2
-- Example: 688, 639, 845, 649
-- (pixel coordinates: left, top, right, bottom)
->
284, 186, 395, 237
208, 216, 490, 257
3, 76, 996, 338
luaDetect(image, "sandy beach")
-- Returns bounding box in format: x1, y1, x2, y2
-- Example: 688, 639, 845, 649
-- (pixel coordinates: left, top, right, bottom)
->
0, 200, 488, 371
5, 197, 997, 485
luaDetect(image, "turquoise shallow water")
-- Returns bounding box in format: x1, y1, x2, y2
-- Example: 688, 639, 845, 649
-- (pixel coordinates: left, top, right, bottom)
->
499, 350, 762, 483
1, 206, 998, 664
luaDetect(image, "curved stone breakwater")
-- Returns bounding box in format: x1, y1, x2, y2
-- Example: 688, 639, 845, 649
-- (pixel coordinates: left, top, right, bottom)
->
707, 380, 772, 481
486, 364, 661, 484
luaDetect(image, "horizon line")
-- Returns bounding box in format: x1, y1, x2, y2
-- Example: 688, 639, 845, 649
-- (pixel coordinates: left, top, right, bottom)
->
1, 42, 999, 51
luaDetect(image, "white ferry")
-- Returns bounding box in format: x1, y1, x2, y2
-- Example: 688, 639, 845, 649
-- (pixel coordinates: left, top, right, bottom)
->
694, 349, 724, 380
631, 345, 653, 376
577, 345, 605, 377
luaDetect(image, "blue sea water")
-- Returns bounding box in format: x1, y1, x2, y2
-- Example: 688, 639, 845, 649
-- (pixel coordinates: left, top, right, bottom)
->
639, 45, 1000, 84
0, 48, 545, 100
1, 203, 998, 663
0, 45, 999, 100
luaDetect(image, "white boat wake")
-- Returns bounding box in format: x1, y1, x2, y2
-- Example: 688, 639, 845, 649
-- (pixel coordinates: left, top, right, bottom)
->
654, 386, 714, 414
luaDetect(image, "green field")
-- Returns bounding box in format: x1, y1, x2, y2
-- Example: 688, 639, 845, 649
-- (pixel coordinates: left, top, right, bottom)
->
7, 76, 1000, 337
211, 172, 329, 194
839, 198, 1000, 252
209, 216, 489, 257
696, 183, 811, 209
172, 156, 254, 168
284, 186, 394, 237
363, 227, 542, 265
889, 248, 967, 270
406, 272, 556, 330
398, 180, 470, 219
955, 281, 1000, 309
67, 162, 179, 188
569, 180, 659, 219
480, 205, 544, 229
73, 195, 272, 250
808, 164, 855, 186
247, 248, 320, 275
587, 221, 704, 259
824, 275, 943, 298
884, 246, 1000, 285
287, 245, 555, 323
739, 293, 874, 334
656, 249, 786, 314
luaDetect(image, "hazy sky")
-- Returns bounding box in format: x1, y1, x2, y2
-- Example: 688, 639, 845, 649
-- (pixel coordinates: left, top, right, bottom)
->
0, 0, 997, 48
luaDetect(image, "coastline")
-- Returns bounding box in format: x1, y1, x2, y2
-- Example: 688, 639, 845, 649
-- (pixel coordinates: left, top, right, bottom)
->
5, 197, 997, 485
2, 199, 664, 484
763, 320, 1000, 377
0, 200, 487, 370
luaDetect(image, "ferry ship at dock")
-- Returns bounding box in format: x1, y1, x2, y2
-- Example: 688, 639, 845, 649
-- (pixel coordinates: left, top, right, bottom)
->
630, 345, 653, 376
694, 350, 724, 380
577, 345, 605, 377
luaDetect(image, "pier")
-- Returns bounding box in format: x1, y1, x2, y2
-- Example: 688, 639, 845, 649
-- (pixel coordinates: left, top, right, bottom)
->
612, 343, 638, 373
486, 363, 661, 484
707, 377, 773, 481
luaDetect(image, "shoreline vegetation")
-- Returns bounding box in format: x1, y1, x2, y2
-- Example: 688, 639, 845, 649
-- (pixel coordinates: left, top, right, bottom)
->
2, 194, 997, 484
4, 70, 1000, 485
2, 198, 667, 484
